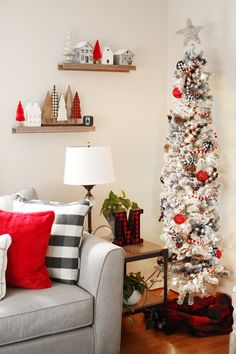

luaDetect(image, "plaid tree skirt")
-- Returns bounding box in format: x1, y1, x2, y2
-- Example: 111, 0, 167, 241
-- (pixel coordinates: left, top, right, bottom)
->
164, 292, 233, 336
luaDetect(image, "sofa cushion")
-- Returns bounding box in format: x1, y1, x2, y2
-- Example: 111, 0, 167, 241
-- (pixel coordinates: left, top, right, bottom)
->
0, 282, 93, 347
0, 187, 38, 211
0, 210, 55, 289
0, 234, 12, 300
13, 197, 90, 284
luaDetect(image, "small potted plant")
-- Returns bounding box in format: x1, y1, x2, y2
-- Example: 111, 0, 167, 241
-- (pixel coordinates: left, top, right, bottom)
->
100, 190, 139, 237
123, 272, 148, 305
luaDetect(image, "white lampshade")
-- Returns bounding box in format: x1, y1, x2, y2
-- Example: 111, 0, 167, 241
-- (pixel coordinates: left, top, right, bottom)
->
64, 146, 115, 186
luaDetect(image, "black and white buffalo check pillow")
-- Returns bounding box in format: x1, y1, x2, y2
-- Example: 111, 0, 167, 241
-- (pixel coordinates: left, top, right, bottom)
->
13, 196, 90, 284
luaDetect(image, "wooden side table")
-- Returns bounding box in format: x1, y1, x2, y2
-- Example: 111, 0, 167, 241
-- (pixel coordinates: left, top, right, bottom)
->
122, 240, 168, 321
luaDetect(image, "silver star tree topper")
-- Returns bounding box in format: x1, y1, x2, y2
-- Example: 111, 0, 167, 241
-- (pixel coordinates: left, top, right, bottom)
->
176, 18, 203, 46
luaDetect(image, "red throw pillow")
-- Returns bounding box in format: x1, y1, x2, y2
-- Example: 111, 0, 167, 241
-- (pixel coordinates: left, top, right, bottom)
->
0, 210, 55, 289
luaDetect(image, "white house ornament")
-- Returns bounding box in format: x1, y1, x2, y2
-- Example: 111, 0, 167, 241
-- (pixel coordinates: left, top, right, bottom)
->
101, 47, 113, 65
114, 49, 134, 65
73, 41, 93, 64
176, 18, 203, 46
24, 102, 41, 127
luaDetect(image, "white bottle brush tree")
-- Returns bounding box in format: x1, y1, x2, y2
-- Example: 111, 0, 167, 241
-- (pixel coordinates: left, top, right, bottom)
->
160, 19, 227, 305
63, 28, 75, 62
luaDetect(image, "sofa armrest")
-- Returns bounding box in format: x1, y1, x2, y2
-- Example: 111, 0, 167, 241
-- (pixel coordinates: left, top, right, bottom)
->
78, 232, 124, 354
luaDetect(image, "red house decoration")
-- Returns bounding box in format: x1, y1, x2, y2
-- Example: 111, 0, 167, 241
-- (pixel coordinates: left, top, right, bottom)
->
113, 209, 143, 246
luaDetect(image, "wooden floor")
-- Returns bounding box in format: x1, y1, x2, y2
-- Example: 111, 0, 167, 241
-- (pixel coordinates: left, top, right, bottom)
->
120, 313, 229, 354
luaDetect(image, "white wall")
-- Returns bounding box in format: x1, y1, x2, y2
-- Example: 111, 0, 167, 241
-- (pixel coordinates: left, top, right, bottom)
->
168, 0, 236, 295
0, 0, 168, 240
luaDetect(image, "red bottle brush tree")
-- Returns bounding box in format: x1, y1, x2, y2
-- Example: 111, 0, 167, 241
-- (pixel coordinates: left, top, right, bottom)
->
16, 101, 25, 123
72, 92, 81, 120
93, 40, 102, 63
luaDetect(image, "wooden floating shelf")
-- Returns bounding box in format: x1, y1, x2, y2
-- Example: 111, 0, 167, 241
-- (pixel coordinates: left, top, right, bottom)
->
58, 63, 136, 73
12, 125, 95, 134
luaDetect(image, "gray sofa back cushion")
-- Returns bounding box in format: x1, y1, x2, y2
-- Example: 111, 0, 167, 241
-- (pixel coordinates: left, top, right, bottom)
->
0, 187, 38, 211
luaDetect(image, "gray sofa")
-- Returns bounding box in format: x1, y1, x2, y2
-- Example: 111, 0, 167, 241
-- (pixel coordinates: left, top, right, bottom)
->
0, 189, 124, 354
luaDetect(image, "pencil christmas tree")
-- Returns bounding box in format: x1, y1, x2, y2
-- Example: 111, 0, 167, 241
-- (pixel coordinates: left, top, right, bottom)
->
160, 19, 226, 305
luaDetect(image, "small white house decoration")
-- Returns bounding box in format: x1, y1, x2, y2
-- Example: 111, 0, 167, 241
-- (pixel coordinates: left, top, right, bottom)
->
24, 102, 41, 127
113, 49, 134, 65
101, 47, 113, 65
73, 41, 93, 64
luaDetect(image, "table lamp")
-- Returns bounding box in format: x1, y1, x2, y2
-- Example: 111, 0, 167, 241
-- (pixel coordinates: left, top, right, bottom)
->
64, 145, 115, 233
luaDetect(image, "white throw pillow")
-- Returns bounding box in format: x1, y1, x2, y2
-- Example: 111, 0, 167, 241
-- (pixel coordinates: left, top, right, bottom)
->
0, 234, 12, 300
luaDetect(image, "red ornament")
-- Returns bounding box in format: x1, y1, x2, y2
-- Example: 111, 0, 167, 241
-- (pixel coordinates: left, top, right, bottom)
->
196, 170, 209, 183
93, 40, 102, 62
172, 87, 183, 99
216, 249, 222, 259
16, 101, 25, 122
174, 214, 186, 224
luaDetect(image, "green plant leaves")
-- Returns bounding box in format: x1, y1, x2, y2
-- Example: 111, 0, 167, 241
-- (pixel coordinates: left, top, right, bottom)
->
123, 272, 148, 301
100, 190, 139, 219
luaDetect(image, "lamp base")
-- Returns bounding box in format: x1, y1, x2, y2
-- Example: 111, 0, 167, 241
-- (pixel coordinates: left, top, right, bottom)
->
83, 185, 95, 234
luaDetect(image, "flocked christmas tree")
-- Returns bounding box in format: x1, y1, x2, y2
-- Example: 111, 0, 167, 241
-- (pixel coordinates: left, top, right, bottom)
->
160, 19, 227, 305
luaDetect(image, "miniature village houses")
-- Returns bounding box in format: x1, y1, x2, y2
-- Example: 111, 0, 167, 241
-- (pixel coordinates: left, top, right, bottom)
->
114, 49, 134, 65
101, 47, 113, 64
73, 41, 93, 64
